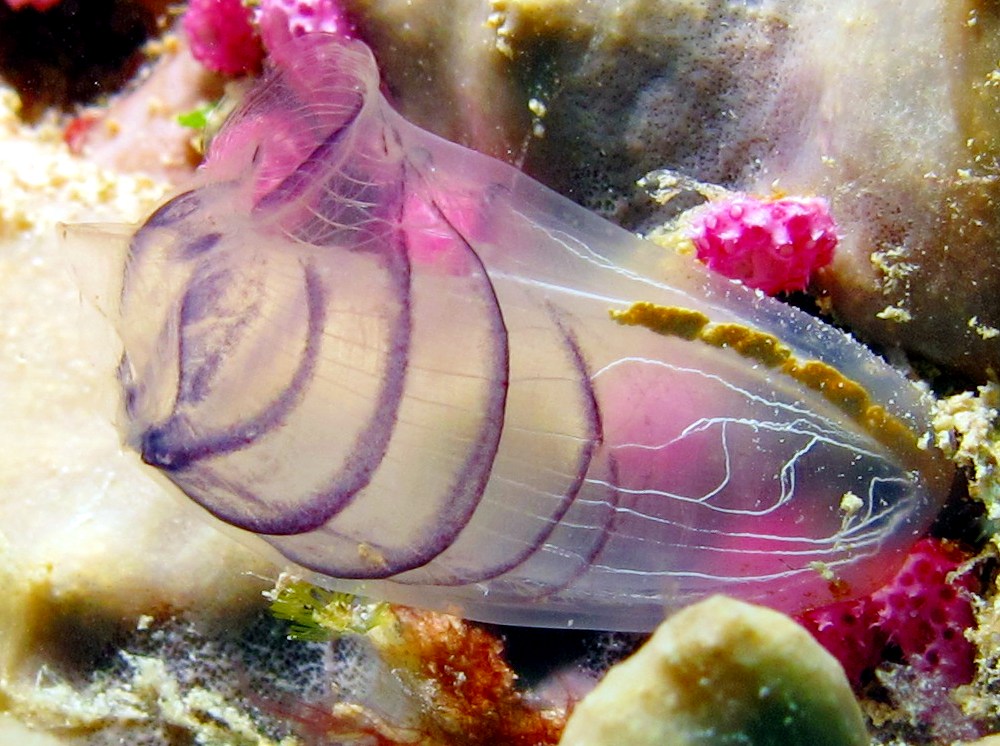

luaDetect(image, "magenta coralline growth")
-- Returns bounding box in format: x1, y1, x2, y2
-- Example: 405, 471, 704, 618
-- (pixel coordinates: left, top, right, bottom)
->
182, 0, 353, 76
182, 0, 264, 76
687, 195, 838, 295
797, 538, 978, 687
3, 0, 60, 10
256, 0, 353, 37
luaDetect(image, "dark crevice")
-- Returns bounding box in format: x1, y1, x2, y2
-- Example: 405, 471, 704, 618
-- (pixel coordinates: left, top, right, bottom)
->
0, 0, 160, 119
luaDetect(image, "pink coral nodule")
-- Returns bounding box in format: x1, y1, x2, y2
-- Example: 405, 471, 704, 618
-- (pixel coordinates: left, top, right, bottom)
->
258, 0, 353, 38
688, 195, 838, 296
182, 0, 355, 77
3, 0, 62, 11
798, 537, 978, 688
182, 0, 264, 76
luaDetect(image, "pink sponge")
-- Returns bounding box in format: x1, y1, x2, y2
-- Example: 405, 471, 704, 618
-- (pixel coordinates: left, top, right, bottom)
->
874, 537, 978, 685
798, 538, 978, 688
182, 0, 264, 76
688, 195, 838, 296
183, 0, 353, 77
256, 0, 353, 38
797, 597, 886, 686
3, 0, 61, 11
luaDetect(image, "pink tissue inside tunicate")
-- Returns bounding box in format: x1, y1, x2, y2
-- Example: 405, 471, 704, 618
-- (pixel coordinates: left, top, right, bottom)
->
203, 110, 323, 202
401, 191, 495, 270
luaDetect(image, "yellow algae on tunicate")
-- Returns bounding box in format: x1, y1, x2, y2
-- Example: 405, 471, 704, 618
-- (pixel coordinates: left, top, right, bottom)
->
701, 323, 793, 367
780, 359, 872, 419
609, 302, 709, 340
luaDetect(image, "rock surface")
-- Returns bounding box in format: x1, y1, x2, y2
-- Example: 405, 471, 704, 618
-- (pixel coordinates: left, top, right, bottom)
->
559, 595, 869, 746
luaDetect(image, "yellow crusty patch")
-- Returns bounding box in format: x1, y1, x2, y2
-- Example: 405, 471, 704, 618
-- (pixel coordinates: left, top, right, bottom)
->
610, 302, 709, 340
610, 301, 921, 456
780, 360, 870, 418
702, 323, 792, 367
610, 302, 792, 366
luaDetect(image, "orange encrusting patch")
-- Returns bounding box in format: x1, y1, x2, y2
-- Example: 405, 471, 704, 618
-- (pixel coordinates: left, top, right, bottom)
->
384, 606, 567, 745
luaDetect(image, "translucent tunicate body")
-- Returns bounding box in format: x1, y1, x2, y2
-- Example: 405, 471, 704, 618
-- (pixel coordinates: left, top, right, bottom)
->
114, 34, 951, 631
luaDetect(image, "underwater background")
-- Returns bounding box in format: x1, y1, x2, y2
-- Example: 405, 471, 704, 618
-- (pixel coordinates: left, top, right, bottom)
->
0, 1, 999, 744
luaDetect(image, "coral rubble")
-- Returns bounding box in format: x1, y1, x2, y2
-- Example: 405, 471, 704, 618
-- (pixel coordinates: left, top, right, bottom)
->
0, 81, 280, 741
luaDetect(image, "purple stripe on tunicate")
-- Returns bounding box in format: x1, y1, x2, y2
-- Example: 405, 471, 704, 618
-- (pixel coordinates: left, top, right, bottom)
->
117, 353, 137, 417
416, 202, 510, 551
177, 268, 232, 326
180, 351, 223, 405
127, 190, 204, 264
176, 226, 414, 535
140, 263, 325, 472
408, 310, 601, 586
175, 268, 257, 405
181, 232, 222, 258
324, 195, 510, 578
141, 189, 201, 229
251, 93, 365, 213
251, 233, 414, 535
475, 327, 620, 598
533, 453, 624, 599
